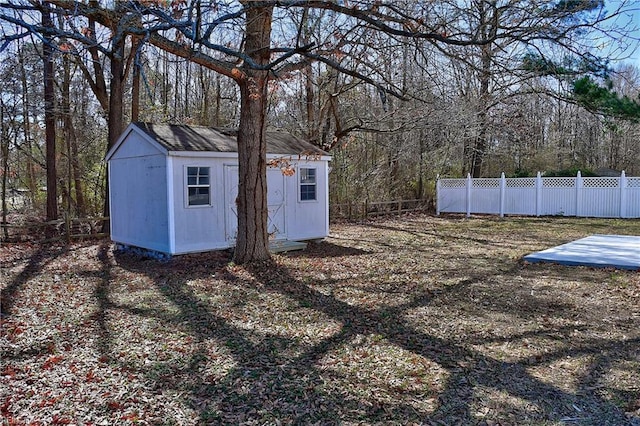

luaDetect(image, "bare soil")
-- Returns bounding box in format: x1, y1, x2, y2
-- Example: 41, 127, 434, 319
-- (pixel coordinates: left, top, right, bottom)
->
2, 214, 639, 425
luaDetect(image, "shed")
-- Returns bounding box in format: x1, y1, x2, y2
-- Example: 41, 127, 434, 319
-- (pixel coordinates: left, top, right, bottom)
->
105, 122, 331, 255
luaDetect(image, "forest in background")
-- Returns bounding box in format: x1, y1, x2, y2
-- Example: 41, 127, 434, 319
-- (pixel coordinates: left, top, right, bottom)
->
2, 1, 640, 223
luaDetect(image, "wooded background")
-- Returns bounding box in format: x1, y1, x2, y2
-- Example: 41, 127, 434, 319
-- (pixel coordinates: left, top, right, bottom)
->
2, 1, 640, 225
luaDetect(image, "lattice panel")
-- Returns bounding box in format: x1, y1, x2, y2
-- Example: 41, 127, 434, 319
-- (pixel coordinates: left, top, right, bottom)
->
506, 178, 535, 188
628, 178, 640, 188
542, 177, 575, 188
584, 177, 619, 188
472, 179, 500, 188
439, 179, 466, 188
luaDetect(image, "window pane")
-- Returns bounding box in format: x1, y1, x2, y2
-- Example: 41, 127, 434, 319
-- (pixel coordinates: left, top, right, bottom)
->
300, 168, 316, 184
300, 184, 316, 201
189, 187, 210, 206
187, 167, 211, 206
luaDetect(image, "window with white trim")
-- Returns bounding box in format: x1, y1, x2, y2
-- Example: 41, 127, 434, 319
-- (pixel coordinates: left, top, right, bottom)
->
187, 166, 210, 206
299, 167, 317, 201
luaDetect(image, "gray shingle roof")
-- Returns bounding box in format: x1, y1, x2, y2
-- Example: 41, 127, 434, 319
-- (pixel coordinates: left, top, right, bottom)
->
133, 122, 328, 156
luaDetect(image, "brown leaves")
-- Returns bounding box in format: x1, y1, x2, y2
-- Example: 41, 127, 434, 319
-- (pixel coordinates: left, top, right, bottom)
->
267, 157, 296, 176
42, 355, 64, 371
1, 216, 639, 424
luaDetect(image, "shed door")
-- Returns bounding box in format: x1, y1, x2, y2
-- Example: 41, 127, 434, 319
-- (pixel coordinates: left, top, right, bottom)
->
224, 165, 286, 243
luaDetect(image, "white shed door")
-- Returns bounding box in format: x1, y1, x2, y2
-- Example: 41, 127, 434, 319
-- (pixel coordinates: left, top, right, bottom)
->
224, 165, 286, 243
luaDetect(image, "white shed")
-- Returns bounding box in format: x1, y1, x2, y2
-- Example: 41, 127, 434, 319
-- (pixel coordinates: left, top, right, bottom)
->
105, 122, 331, 255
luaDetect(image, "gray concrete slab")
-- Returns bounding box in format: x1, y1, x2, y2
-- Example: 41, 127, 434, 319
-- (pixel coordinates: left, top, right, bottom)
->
269, 240, 307, 253
524, 234, 640, 270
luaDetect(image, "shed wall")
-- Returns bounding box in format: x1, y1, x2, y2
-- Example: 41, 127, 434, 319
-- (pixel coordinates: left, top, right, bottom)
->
169, 156, 228, 253
285, 161, 330, 241
168, 156, 330, 254
109, 154, 170, 252
110, 129, 163, 158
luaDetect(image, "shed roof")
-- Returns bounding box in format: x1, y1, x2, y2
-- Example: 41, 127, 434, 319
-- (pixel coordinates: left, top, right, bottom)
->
132, 122, 328, 156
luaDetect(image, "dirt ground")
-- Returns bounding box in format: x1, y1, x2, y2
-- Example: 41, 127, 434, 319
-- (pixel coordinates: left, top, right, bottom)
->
2, 214, 639, 425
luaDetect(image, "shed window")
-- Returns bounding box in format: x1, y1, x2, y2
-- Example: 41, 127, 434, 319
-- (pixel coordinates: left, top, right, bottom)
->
187, 166, 210, 206
299, 168, 317, 201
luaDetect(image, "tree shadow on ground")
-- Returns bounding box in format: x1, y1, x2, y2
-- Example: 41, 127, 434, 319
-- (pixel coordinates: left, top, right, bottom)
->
1, 245, 68, 318
110, 247, 636, 425
111, 251, 357, 423
244, 259, 638, 424
298, 240, 371, 258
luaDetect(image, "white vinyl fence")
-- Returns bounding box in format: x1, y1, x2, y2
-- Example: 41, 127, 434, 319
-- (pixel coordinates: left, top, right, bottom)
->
437, 171, 640, 218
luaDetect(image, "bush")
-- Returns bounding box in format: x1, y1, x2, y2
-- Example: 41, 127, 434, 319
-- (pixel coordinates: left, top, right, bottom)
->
542, 167, 598, 177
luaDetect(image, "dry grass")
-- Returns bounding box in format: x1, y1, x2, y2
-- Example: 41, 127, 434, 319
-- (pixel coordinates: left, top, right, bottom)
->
1, 214, 639, 425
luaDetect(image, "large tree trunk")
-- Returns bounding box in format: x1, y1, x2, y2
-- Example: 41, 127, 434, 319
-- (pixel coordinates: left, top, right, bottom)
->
233, 3, 273, 263
234, 73, 270, 263
43, 2, 58, 224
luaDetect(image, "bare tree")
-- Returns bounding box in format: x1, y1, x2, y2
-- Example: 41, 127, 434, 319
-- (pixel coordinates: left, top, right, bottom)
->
3, 0, 636, 259
42, 1, 57, 224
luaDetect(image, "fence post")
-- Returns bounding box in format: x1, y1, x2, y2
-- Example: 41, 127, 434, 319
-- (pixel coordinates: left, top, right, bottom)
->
620, 170, 627, 218
436, 175, 441, 215
575, 171, 583, 217
536, 171, 543, 216
466, 173, 472, 218
499, 172, 506, 218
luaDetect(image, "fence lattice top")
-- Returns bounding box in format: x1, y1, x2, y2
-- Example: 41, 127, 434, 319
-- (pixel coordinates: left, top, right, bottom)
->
439, 173, 639, 189
506, 178, 536, 188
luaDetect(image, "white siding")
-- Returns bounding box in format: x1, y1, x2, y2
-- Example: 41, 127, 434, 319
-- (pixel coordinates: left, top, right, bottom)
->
109, 154, 170, 252
109, 130, 163, 160
285, 160, 330, 241
169, 156, 228, 254
169, 157, 330, 254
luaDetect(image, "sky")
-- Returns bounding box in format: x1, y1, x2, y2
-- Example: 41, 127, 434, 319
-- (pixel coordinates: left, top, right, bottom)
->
583, 4, 640, 69
616, 6, 640, 68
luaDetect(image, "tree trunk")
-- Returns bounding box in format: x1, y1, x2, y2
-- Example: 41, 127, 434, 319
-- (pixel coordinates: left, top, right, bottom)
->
214, 74, 221, 126
131, 55, 141, 122
233, 3, 273, 264
1, 98, 9, 241
470, 0, 497, 178
234, 73, 270, 263
304, 63, 317, 144
18, 45, 38, 207
62, 52, 86, 217
102, 36, 126, 231
70, 127, 85, 216
43, 2, 58, 224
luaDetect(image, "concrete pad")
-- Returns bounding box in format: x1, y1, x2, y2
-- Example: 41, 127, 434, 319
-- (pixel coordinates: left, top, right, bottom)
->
269, 240, 307, 253
524, 234, 640, 270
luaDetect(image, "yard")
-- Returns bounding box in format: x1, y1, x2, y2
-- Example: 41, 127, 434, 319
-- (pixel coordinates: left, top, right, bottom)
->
1, 214, 639, 425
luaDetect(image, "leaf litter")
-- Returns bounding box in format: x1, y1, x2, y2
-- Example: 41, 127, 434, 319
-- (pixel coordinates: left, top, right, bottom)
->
1, 215, 639, 425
